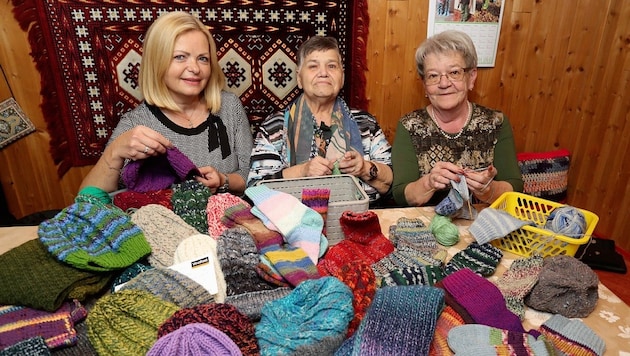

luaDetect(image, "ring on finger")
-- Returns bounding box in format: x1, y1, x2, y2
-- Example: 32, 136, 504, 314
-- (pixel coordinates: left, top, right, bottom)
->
143, 146, 149, 154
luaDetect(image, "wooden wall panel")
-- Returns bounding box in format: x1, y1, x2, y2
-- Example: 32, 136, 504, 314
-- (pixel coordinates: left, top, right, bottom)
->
1, 0, 629, 252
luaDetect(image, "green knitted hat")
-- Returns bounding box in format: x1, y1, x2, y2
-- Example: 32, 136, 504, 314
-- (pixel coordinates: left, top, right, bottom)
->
87, 289, 180, 356
38, 201, 151, 272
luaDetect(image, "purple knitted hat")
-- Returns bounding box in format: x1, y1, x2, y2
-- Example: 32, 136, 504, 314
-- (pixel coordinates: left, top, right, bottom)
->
122, 147, 200, 192
147, 323, 241, 356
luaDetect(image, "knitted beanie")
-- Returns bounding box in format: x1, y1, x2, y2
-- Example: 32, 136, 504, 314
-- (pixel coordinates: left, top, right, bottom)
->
441, 268, 526, 333
122, 146, 200, 192
224, 287, 293, 322
525, 255, 599, 318
171, 180, 212, 234
337, 285, 444, 356
0, 337, 50, 356
172, 233, 227, 303
444, 241, 504, 277
113, 188, 173, 212
330, 260, 377, 337
38, 201, 151, 272
0, 299, 87, 350
117, 268, 215, 308
87, 289, 180, 356
217, 227, 278, 295
110, 262, 154, 293
256, 277, 354, 356
157, 303, 259, 356
206, 193, 250, 238
495, 254, 544, 320
539, 314, 605, 356
131, 204, 199, 268
0, 239, 111, 312
147, 323, 241, 356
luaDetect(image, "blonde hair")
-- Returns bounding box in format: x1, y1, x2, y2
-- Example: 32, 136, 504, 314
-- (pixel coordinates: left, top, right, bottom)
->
140, 11, 226, 114
415, 30, 478, 78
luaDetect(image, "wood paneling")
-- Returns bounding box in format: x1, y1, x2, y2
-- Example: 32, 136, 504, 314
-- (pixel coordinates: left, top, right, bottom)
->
1, 1, 629, 252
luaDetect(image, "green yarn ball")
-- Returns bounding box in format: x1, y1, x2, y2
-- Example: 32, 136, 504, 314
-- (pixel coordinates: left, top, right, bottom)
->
430, 214, 460, 246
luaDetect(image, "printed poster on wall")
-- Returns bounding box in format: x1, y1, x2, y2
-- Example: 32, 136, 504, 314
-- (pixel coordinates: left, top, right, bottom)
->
427, 0, 506, 67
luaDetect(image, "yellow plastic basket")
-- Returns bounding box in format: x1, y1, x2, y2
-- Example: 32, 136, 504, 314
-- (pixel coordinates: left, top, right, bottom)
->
488, 192, 599, 257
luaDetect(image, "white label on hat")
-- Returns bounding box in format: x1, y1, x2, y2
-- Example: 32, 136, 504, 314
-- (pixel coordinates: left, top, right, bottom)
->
169, 255, 218, 294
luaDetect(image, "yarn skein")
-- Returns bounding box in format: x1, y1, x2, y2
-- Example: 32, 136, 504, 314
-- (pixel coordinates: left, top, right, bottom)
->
544, 206, 586, 238
430, 215, 459, 246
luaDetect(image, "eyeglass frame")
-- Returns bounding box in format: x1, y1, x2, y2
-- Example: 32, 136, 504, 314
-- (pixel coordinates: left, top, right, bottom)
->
423, 67, 473, 86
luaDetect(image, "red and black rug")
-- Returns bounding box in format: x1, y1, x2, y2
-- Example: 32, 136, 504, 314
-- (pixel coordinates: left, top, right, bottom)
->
12, 0, 369, 176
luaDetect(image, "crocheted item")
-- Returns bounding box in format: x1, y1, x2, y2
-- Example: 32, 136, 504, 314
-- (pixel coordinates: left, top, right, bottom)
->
337, 285, 444, 356
0, 337, 51, 356
441, 268, 525, 333
256, 277, 354, 356
171, 180, 212, 234
157, 303, 259, 356
494, 255, 544, 320
122, 146, 200, 193
330, 260, 377, 337
428, 305, 466, 356
0, 239, 111, 312
148, 323, 241, 356
38, 201, 151, 272
206, 193, 249, 238
0, 300, 87, 350
517, 149, 570, 202
539, 314, 605, 356
131, 204, 199, 268
87, 290, 180, 356
113, 188, 173, 212
444, 242, 503, 277
224, 287, 293, 322
525, 255, 599, 318
447, 324, 550, 355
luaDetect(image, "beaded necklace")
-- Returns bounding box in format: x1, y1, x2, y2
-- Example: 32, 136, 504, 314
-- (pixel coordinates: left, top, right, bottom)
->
429, 101, 472, 140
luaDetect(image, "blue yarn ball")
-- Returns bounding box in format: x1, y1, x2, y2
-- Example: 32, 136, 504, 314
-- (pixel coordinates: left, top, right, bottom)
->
545, 206, 587, 238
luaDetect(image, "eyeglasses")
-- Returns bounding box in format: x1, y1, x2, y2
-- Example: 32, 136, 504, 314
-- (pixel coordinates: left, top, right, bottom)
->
424, 68, 471, 85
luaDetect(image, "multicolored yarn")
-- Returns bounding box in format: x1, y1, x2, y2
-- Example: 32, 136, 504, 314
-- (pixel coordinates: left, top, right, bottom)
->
330, 260, 377, 337
87, 290, 180, 356
428, 305, 465, 356
337, 285, 444, 356
301, 188, 331, 236
444, 242, 503, 277
171, 180, 212, 234
517, 149, 570, 202
0, 336, 50, 356
447, 324, 551, 356
495, 255, 544, 320
256, 277, 354, 356
0, 239, 111, 312
222, 203, 285, 253
148, 323, 241, 356
157, 303, 259, 356
113, 188, 173, 213
389, 217, 448, 266
0, 299, 87, 350
539, 314, 605, 356
206, 193, 249, 238
38, 201, 151, 272
378, 264, 446, 287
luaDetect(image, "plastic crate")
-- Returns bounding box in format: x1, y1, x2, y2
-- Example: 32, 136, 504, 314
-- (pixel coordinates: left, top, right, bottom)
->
488, 192, 599, 257
257, 174, 369, 245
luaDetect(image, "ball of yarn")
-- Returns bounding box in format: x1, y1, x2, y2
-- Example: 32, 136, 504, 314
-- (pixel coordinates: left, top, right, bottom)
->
544, 206, 586, 238
430, 214, 460, 246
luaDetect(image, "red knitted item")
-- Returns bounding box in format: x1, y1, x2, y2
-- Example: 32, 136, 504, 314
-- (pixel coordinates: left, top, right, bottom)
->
429, 305, 465, 356
206, 194, 250, 238
113, 189, 173, 212
332, 260, 377, 337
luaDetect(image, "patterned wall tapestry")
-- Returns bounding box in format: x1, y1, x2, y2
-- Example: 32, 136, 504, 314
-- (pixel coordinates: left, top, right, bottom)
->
11, 0, 369, 176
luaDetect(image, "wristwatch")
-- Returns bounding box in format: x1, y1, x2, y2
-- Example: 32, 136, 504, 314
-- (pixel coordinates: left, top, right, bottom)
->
367, 161, 378, 181
217, 173, 229, 193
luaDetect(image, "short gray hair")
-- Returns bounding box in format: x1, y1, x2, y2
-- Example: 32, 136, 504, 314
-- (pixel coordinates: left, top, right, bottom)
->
415, 30, 478, 78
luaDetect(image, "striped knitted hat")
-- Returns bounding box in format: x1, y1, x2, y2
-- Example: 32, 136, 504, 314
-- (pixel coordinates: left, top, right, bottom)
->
38, 201, 151, 272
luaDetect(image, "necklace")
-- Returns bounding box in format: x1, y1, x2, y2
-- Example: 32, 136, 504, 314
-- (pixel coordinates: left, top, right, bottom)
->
429, 101, 472, 140
170, 104, 203, 128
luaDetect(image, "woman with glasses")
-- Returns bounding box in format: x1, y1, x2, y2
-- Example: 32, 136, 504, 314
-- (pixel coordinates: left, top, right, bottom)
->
391, 30, 523, 207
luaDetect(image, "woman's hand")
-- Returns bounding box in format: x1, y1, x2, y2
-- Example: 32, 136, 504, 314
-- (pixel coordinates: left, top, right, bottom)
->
109, 125, 172, 162
464, 165, 497, 198
195, 166, 223, 192
300, 156, 335, 177
424, 161, 465, 192
337, 150, 365, 177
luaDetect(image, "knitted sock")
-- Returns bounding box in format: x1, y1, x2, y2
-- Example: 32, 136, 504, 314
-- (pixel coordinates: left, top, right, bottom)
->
330, 260, 377, 337
444, 242, 503, 277
494, 255, 544, 320
221, 203, 284, 252
447, 324, 552, 356
539, 314, 605, 356
254, 263, 291, 287
435, 176, 478, 220
301, 188, 331, 236
428, 305, 465, 356
435, 185, 464, 217
246, 185, 325, 263
171, 180, 212, 234
378, 264, 446, 287
434, 280, 476, 324
263, 246, 320, 287
389, 217, 448, 266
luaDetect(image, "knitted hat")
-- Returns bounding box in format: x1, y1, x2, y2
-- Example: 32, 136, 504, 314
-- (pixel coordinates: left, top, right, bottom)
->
441, 268, 526, 333
131, 204, 199, 268
171, 180, 212, 234
539, 314, 605, 356
113, 188, 173, 212
224, 287, 293, 322
172, 233, 227, 303
157, 303, 259, 356
0, 337, 50, 356
206, 193, 250, 238
0, 239, 111, 312
87, 289, 180, 356
256, 277, 354, 355
117, 268, 216, 308
110, 262, 154, 293
337, 285, 444, 356
444, 242, 504, 277
122, 146, 200, 192
38, 201, 151, 272
0, 299, 87, 350
525, 255, 599, 318
147, 323, 241, 356
330, 260, 377, 336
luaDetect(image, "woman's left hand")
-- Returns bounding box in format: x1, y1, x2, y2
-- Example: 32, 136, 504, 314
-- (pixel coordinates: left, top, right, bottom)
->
195, 166, 223, 192
337, 150, 365, 177
464, 165, 496, 197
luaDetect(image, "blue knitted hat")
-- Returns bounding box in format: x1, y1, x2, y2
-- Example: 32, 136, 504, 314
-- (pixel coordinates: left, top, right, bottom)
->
38, 201, 151, 272
256, 277, 354, 355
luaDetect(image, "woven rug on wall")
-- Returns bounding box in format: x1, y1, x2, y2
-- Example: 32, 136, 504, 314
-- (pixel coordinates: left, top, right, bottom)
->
11, 0, 369, 176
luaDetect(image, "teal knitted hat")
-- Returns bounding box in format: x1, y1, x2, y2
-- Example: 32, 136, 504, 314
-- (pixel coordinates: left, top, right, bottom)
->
38, 201, 151, 272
